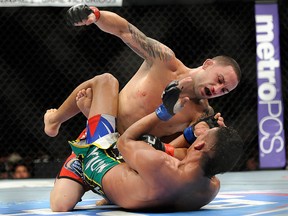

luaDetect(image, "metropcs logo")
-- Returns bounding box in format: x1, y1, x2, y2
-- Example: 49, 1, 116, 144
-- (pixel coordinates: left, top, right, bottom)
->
255, 4, 285, 168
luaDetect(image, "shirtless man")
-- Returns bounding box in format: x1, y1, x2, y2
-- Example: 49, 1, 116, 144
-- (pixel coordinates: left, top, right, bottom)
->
46, 4, 241, 211
64, 5, 241, 138
45, 75, 228, 211
64, 74, 243, 211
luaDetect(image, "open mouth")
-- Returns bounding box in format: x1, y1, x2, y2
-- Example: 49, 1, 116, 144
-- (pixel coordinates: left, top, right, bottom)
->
204, 87, 212, 96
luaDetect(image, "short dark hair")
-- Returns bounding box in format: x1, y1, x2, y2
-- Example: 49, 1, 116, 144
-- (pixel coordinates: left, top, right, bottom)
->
12, 160, 31, 173
213, 55, 242, 82
201, 127, 244, 178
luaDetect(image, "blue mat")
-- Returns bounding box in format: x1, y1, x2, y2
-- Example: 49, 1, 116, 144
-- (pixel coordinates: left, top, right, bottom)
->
1, 171, 288, 215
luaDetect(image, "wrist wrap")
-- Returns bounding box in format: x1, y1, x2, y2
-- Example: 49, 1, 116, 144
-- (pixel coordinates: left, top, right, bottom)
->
90, 7, 101, 22
183, 126, 197, 144
155, 104, 173, 121
164, 144, 175, 156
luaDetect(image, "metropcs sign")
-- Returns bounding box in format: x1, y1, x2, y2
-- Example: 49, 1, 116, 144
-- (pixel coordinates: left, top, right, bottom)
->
255, 4, 286, 168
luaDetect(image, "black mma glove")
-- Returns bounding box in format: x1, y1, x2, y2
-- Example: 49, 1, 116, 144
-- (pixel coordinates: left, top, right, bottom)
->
155, 81, 182, 121
139, 134, 165, 151
139, 134, 174, 156
66, 4, 100, 26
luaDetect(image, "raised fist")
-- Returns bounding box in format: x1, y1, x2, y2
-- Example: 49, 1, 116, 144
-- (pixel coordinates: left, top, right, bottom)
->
66, 4, 100, 26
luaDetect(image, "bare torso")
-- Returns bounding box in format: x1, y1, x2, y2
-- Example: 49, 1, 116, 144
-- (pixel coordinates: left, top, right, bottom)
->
117, 59, 211, 136
100, 59, 217, 210
102, 151, 219, 210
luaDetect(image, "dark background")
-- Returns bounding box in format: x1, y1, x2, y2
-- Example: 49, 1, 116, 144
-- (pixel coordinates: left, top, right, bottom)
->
0, 0, 287, 178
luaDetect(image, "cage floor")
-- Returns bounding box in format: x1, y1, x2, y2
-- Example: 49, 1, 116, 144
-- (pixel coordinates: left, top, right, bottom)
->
1, 170, 288, 216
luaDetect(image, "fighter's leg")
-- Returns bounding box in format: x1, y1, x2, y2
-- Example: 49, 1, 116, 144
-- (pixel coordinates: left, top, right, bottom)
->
49, 74, 118, 211
50, 178, 85, 212
88, 73, 119, 118
76, 88, 93, 118
50, 152, 87, 212
44, 109, 60, 138
44, 73, 114, 137
49, 88, 92, 212
83, 73, 119, 145
76, 87, 114, 207
75, 75, 119, 119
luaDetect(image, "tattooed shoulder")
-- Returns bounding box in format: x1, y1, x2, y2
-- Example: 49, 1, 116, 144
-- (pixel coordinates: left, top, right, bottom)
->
128, 23, 174, 62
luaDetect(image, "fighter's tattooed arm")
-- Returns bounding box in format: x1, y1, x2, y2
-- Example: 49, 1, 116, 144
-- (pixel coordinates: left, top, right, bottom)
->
126, 23, 175, 63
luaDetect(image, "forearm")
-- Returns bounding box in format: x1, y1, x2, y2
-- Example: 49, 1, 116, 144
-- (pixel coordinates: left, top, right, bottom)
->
169, 134, 189, 148
121, 112, 159, 141
117, 112, 160, 165
94, 9, 176, 63
95, 11, 129, 38
66, 5, 175, 62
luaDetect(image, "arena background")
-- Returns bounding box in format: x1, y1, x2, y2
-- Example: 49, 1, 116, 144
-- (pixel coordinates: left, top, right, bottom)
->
0, 0, 287, 178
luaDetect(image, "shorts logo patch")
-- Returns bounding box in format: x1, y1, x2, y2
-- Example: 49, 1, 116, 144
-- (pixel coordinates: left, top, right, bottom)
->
64, 157, 83, 178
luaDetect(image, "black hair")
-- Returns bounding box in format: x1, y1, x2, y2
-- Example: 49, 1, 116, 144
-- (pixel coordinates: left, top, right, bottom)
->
201, 127, 244, 178
11, 160, 31, 173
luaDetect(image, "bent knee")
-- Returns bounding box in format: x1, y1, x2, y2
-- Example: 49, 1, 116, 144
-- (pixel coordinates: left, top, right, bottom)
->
50, 190, 80, 212
92, 73, 118, 86
50, 198, 78, 212
101, 73, 118, 86
50, 202, 72, 212
50, 195, 73, 212
50, 178, 85, 212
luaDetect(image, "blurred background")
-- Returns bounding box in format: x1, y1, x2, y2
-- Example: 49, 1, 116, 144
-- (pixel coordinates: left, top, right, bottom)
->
0, 0, 287, 178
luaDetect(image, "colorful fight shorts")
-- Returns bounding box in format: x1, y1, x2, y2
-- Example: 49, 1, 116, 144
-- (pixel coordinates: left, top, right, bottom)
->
56, 126, 88, 188
71, 141, 123, 198
57, 152, 90, 190
68, 114, 123, 198
57, 114, 117, 191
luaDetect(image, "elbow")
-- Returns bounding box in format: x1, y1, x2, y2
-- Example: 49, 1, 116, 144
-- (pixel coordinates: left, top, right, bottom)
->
117, 136, 125, 151
117, 135, 131, 153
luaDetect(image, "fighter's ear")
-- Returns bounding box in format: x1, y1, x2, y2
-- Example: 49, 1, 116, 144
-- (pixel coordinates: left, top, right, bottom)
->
202, 59, 214, 69
194, 141, 205, 150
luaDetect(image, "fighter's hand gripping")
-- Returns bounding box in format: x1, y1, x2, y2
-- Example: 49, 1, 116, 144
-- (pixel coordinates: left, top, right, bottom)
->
66, 4, 100, 26
155, 81, 188, 121
183, 113, 225, 145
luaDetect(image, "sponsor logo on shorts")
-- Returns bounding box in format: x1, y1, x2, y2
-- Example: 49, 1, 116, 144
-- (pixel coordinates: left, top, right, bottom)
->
65, 157, 83, 178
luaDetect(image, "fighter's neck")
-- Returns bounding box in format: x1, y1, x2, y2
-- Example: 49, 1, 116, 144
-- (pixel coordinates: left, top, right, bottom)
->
179, 150, 202, 168
177, 153, 204, 182
177, 66, 201, 79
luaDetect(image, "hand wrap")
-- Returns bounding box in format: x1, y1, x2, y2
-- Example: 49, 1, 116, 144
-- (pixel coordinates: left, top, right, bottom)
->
183, 114, 219, 144
66, 4, 100, 26
155, 81, 181, 121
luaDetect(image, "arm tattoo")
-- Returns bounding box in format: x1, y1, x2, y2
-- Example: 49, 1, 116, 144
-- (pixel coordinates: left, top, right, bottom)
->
128, 23, 174, 62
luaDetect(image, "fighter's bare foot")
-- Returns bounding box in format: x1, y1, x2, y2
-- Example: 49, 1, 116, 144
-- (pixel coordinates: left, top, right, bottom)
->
44, 109, 61, 137
76, 88, 92, 118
